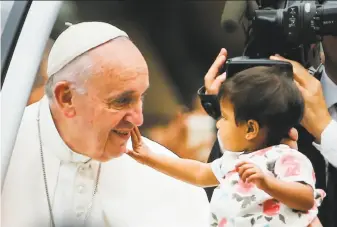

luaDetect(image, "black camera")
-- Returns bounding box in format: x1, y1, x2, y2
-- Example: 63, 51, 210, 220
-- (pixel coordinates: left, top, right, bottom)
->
244, 0, 337, 66
199, 1, 336, 120
221, 57, 293, 78
199, 58, 293, 120
198, 0, 337, 119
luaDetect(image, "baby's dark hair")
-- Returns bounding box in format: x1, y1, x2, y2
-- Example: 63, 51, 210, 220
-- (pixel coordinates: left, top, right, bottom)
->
218, 66, 304, 147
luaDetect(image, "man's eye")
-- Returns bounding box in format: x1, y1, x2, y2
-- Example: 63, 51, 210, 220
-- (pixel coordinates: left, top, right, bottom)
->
116, 97, 130, 104
108, 98, 131, 108
108, 94, 145, 109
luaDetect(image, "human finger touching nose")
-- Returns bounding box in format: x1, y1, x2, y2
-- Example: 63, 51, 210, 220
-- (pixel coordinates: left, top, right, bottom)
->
130, 127, 140, 149
127, 126, 149, 164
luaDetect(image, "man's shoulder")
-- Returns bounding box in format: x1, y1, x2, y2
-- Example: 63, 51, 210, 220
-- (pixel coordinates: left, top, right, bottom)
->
13, 102, 40, 148
21, 101, 40, 123
108, 136, 204, 190
103, 136, 209, 212
142, 136, 178, 157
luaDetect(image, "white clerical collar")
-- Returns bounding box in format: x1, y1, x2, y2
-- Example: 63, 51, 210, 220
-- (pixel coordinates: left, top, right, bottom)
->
39, 96, 91, 163
321, 68, 337, 108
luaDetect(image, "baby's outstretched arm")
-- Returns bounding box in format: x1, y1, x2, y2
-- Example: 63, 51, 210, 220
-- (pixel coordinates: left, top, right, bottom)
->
127, 127, 219, 187
236, 161, 314, 211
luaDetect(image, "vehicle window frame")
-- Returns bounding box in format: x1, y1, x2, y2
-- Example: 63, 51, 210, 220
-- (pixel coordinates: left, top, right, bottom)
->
1, 0, 32, 88
1, 1, 62, 191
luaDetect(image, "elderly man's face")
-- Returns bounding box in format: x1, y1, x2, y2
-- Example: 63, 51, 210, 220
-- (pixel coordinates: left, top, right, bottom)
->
71, 39, 149, 161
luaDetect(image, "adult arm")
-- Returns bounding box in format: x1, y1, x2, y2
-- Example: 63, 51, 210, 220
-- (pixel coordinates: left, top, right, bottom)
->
270, 55, 337, 167
313, 120, 337, 167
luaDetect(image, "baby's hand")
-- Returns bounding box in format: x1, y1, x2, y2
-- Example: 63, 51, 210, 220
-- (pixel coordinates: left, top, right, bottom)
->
126, 126, 151, 164
236, 161, 268, 189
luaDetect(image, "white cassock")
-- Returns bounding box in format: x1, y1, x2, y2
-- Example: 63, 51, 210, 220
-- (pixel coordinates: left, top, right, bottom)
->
2, 96, 210, 227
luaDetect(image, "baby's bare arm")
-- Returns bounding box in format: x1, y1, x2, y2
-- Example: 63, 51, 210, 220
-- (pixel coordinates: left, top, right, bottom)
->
237, 161, 314, 211
128, 127, 219, 187
261, 176, 314, 211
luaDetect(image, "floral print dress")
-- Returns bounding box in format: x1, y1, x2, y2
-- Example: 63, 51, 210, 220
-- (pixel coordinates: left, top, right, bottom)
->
210, 144, 325, 227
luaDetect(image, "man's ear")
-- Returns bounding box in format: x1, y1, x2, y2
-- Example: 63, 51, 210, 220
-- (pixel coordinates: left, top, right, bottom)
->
245, 119, 259, 140
53, 81, 76, 118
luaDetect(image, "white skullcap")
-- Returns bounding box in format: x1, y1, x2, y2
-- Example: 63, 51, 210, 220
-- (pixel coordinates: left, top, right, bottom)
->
47, 21, 128, 77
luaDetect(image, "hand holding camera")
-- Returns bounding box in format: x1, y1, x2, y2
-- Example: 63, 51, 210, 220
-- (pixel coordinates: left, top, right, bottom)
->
270, 55, 332, 142
204, 48, 228, 95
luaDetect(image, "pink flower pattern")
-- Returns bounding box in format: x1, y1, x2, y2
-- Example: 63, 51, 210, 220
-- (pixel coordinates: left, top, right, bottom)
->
263, 199, 280, 216
279, 154, 301, 177
218, 218, 227, 227
235, 179, 255, 195
210, 145, 326, 226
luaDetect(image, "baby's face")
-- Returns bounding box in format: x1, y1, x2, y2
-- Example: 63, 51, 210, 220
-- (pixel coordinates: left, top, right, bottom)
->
216, 99, 250, 152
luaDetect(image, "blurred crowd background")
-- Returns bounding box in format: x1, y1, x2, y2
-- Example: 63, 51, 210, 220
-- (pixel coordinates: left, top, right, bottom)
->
27, 1, 325, 162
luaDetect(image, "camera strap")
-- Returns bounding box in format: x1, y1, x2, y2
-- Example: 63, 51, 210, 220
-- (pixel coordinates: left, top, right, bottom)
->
308, 63, 324, 79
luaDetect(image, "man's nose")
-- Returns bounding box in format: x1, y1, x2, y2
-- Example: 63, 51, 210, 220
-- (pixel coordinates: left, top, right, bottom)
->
125, 103, 144, 127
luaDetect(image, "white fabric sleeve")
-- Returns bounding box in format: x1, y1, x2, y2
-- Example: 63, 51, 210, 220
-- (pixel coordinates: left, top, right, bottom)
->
132, 137, 211, 227
211, 155, 235, 182
274, 150, 316, 189
210, 157, 224, 182
312, 119, 337, 167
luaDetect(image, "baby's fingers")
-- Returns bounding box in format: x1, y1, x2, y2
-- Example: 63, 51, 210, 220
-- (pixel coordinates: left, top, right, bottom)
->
133, 126, 142, 142
240, 168, 256, 182
237, 163, 255, 176
246, 173, 260, 184
131, 128, 140, 148
126, 149, 145, 164
126, 149, 135, 156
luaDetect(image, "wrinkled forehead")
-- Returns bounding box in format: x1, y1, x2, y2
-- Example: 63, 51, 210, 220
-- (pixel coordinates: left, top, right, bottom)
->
86, 39, 149, 97
91, 38, 147, 75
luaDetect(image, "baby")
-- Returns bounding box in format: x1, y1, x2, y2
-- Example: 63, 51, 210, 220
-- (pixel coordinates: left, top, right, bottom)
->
128, 66, 325, 227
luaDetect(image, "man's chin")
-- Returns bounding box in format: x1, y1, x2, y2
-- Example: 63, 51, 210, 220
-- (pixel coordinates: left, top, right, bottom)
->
113, 146, 127, 158
101, 144, 127, 160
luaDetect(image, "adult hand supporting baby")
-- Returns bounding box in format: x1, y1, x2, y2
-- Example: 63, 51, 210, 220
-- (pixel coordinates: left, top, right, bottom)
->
280, 128, 298, 150
270, 55, 332, 143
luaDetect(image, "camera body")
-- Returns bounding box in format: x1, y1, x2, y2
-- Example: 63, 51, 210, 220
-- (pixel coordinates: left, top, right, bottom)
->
199, 0, 336, 120
244, 0, 337, 66
221, 57, 293, 78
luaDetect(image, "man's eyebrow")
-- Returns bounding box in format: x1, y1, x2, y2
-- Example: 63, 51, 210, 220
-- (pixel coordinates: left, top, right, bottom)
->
106, 91, 135, 102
